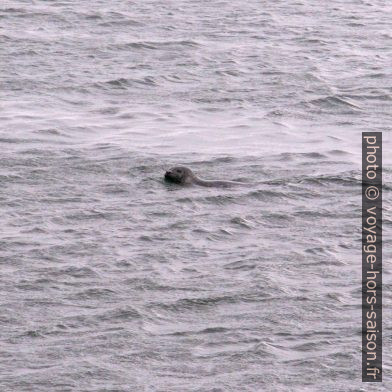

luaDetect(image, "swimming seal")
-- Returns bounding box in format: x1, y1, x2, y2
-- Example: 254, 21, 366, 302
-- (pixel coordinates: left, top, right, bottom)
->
164, 166, 247, 187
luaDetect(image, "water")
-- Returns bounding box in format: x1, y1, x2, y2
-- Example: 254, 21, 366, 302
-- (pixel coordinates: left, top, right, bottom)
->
1, 1, 391, 391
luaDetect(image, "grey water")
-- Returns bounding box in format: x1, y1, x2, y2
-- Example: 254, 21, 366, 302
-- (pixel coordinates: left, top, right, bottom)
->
1, 1, 391, 391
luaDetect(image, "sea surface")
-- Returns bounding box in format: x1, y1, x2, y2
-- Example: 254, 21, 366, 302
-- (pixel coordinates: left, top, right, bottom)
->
1, 1, 391, 391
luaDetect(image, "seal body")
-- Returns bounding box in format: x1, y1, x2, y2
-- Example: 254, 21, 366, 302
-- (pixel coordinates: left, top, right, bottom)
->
164, 166, 247, 187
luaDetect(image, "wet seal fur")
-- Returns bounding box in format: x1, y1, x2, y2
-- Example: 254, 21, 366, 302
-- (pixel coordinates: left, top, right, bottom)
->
164, 166, 248, 187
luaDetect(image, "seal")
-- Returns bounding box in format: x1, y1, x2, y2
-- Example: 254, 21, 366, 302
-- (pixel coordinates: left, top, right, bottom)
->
164, 166, 247, 187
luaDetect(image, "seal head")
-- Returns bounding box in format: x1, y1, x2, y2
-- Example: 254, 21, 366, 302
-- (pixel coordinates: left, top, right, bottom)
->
164, 166, 249, 187
164, 166, 195, 185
